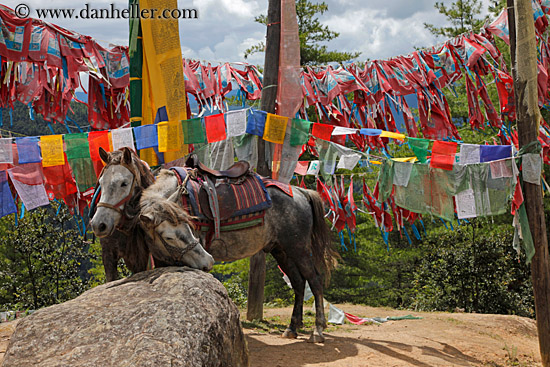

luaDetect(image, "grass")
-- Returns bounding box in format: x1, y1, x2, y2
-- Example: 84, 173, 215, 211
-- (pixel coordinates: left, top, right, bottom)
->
241, 312, 340, 335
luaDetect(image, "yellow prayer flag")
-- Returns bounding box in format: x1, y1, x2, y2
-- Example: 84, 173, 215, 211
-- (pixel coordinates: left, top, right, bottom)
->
263, 113, 288, 144
157, 121, 183, 152
41, 135, 65, 167
380, 130, 406, 141
392, 156, 417, 163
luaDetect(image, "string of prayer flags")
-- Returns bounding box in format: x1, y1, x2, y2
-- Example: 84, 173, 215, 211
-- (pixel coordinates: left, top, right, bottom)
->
133, 124, 159, 150
225, 109, 248, 138
158, 121, 183, 152
40, 135, 65, 167
16, 137, 41, 164
182, 118, 207, 144
204, 113, 227, 143
246, 109, 267, 137
263, 113, 288, 144
312, 123, 335, 141
480, 145, 512, 162
430, 141, 457, 170
111, 127, 136, 152
408, 137, 430, 164
64, 133, 95, 193
294, 161, 309, 175
290, 118, 312, 146
0, 138, 13, 164
379, 130, 406, 141
0, 171, 16, 217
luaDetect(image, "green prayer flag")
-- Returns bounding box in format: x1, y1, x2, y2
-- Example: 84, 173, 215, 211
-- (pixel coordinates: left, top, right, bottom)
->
377, 160, 394, 203
408, 137, 430, 163
519, 203, 535, 264
182, 118, 207, 144
290, 119, 312, 146
64, 133, 95, 192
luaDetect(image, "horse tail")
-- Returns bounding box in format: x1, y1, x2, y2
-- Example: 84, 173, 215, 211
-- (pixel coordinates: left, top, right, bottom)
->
299, 188, 339, 286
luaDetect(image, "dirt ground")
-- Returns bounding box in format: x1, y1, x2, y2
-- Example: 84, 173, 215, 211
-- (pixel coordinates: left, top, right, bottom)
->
243, 304, 541, 367
0, 304, 541, 366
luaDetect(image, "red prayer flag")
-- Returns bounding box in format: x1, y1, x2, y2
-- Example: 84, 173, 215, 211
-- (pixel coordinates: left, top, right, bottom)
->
294, 161, 309, 175
430, 141, 457, 171
311, 123, 334, 141
204, 114, 227, 143
88, 131, 112, 177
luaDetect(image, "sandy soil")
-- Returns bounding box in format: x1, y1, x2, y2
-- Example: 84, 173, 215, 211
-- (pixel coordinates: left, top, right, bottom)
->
0, 305, 541, 366
243, 305, 541, 367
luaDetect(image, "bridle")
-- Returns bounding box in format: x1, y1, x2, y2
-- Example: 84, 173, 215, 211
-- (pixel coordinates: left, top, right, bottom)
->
153, 221, 201, 260
95, 161, 139, 217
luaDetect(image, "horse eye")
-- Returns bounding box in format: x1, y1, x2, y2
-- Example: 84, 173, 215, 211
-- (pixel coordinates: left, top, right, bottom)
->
165, 237, 174, 241
121, 182, 128, 187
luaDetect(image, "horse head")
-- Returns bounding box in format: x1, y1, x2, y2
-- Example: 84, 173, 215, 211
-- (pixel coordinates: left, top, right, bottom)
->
91, 147, 152, 237
139, 187, 214, 272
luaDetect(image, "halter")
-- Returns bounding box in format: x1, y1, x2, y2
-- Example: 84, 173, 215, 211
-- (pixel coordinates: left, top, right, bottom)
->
153, 221, 200, 260
95, 161, 139, 217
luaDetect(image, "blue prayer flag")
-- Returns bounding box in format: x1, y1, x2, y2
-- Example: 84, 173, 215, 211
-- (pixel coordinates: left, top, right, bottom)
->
133, 124, 159, 150
480, 145, 512, 162
0, 171, 17, 218
16, 137, 41, 164
246, 109, 267, 137
359, 128, 382, 136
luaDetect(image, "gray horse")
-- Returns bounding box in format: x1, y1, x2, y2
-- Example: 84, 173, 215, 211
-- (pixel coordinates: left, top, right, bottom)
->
139, 169, 338, 343
90, 148, 213, 279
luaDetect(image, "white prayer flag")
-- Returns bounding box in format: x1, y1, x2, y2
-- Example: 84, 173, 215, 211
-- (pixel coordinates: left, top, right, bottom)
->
331, 126, 359, 136
111, 128, 136, 152
489, 160, 513, 179
522, 153, 542, 185
337, 153, 361, 170
393, 161, 413, 187
225, 110, 247, 137
306, 160, 320, 175
455, 189, 477, 219
458, 144, 480, 165
328, 303, 346, 325
0, 138, 13, 164
8, 171, 49, 210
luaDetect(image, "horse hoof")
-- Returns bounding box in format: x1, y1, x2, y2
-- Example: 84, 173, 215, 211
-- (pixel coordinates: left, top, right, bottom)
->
282, 329, 298, 339
307, 333, 325, 343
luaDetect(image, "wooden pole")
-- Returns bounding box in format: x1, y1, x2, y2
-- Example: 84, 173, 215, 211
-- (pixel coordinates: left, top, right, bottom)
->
246, 0, 281, 321
509, 1, 550, 365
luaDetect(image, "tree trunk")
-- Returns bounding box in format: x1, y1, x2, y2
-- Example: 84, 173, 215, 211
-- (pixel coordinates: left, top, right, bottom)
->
247, 0, 281, 321
510, 1, 550, 365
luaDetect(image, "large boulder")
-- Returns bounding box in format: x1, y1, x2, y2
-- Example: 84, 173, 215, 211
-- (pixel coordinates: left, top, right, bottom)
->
2, 267, 248, 367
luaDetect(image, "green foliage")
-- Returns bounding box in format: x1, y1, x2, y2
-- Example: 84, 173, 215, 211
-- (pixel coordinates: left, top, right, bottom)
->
0, 202, 98, 311
244, 0, 360, 65
412, 220, 534, 317
424, 0, 488, 38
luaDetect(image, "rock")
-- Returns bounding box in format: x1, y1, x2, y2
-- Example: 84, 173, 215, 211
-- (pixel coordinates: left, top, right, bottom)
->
2, 267, 248, 367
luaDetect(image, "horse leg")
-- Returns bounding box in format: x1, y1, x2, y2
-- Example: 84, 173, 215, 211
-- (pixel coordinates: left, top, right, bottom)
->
101, 239, 119, 283
294, 259, 327, 343
270, 248, 305, 339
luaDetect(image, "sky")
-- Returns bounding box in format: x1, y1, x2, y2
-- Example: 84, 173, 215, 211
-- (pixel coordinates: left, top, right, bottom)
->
2, 0, 497, 66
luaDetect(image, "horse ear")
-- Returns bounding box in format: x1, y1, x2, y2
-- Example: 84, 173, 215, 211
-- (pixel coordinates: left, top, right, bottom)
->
123, 147, 133, 165
139, 212, 155, 227
99, 147, 110, 164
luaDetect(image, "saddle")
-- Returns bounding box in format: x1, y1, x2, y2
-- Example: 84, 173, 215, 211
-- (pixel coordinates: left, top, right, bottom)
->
185, 154, 250, 179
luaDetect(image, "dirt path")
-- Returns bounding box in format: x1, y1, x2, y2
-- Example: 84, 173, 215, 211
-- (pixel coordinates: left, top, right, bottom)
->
0, 305, 540, 366
243, 305, 540, 367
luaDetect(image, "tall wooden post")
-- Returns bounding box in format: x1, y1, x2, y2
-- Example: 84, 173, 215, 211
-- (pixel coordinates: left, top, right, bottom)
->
509, 1, 550, 365
246, 0, 281, 321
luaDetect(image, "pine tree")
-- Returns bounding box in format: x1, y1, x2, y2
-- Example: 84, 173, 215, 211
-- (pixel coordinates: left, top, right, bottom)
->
424, 0, 488, 38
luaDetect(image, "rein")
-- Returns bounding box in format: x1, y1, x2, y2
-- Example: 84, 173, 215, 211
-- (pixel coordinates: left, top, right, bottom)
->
153, 223, 200, 260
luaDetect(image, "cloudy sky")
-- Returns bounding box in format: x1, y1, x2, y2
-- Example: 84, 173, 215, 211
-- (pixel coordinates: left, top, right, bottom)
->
3, 0, 495, 65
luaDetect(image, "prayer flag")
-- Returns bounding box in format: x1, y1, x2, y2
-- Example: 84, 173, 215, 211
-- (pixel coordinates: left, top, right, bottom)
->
312, 123, 334, 141
408, 137, 430, 163
133, 124, 159, 150
16, 137, 41, 164
379, 130, 406, 141
455, 189, 477, 219
40, 135, 65, 167
111, 128, 136, 152
182, 118, 207, 144
290, 119, 311, 146
430, 141, 457, 170
294, 161, 309, 175
8, 167, 49, 210
43, 154, 78, 201
65, 133, 95, 192
246, 109, 267, 136
306, 160, 321, 175
480, 145, 511, 162
0, 138, 13, 164
263, 113, 288, 144
332, 127, 359, 135
458, 144, 480, 164
359, 128, 382, 136
337, 154, 361, 170
204, 114, 227, 143
88, 131, 112, 161
158, 121, 183, 152
225, 109, 247, 137
0, 171, 16, 218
